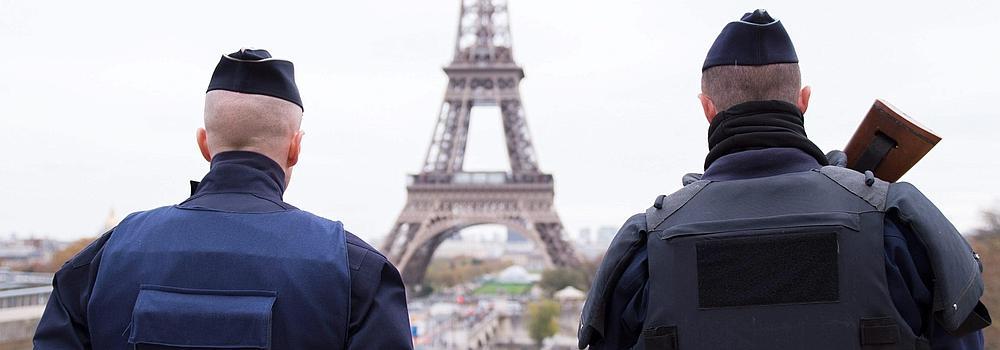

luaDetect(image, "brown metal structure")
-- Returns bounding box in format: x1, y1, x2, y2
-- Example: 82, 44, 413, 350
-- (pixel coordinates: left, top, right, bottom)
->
382, 0, 581, 288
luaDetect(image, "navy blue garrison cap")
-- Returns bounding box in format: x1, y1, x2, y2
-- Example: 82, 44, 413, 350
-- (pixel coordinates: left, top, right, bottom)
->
207, 49, 303, 110
702, 9, 798, 71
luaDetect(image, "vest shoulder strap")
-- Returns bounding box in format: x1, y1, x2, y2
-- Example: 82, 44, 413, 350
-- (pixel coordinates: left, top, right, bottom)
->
887, 182, 991, 334
578, 213, 649, 348
817, 166, 889, 211
645, 180, 712, 231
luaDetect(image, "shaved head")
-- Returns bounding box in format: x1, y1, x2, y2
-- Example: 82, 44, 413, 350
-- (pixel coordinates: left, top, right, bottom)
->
697, 63, 810, 123
198, 90, 305, 184
203, 90, 302, 156
701, 63, 802, 112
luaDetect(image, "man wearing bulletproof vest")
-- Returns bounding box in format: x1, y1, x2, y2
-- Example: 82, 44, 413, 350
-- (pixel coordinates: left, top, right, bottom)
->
578, 10, 990, 350
33, 49, 414, 349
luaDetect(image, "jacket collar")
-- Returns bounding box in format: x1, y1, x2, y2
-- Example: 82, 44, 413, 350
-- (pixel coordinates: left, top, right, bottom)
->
702, 147, 822, 181
181, 151, 293, 211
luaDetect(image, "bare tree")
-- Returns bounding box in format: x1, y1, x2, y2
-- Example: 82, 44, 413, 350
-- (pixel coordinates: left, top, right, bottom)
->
977, 207, 1000, 236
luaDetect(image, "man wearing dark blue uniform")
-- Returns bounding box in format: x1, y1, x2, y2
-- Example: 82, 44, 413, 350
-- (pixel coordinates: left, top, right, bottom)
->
578, 10, 990, 350
33, 49, 413, 349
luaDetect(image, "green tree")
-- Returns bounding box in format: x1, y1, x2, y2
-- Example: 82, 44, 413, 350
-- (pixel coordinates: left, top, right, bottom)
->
422, 256, 512, 289
526, 299, 560, 346
538, 267, 590, 295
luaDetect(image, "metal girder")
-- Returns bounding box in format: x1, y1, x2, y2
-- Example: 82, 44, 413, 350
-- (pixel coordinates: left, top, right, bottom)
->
383, 182, 582, 288
453, 0, 513, 65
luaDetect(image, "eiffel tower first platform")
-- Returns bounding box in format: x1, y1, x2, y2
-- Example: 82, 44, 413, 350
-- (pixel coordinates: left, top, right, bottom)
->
382, 0, 581, 288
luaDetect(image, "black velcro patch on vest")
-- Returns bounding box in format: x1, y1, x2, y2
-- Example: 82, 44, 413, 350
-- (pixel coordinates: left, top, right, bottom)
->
696, 232, 839, 308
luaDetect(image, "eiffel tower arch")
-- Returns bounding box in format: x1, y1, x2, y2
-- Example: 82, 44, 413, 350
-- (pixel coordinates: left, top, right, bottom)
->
383, 0, 581, 288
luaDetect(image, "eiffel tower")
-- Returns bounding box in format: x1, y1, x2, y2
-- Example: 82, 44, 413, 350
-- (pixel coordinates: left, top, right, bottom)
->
382, 0, 581, 288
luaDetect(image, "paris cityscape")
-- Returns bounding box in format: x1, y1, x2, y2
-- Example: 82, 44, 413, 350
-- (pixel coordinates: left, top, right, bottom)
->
2, 0, 1000, 349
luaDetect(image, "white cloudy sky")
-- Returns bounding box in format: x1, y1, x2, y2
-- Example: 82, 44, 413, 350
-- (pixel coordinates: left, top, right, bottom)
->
1, 0, 998, 242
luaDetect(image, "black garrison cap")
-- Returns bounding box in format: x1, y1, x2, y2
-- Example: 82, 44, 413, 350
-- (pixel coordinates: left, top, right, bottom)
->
207, 49, 303, 110
702, 9, 798, 71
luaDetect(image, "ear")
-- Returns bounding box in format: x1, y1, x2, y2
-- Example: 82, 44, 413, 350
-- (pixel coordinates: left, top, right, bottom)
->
698, 93, 718, 123
197, 128, 212, 162
287, 130, 304, 168
797, 85, 812, 114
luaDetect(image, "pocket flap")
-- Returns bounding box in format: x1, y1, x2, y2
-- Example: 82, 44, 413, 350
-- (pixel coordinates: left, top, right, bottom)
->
657, 212, 861, 240
129, 285, 277, 349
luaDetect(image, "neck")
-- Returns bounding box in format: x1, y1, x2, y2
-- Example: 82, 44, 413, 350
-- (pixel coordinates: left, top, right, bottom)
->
201, 151, 288, 197
183, 150, 296, 211
211, 148, 289, 186
705, 100, 828, 169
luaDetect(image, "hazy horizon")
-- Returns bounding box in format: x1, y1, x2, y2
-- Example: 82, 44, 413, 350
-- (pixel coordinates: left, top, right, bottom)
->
1, 0, 998, 242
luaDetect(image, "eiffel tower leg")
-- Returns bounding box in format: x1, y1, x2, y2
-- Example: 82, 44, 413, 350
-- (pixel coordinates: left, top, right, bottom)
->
448, 100, 473, 172
399, 228, 455, 287
382, 219, 421, 261
499, 99, 539, 176
533, 221, 581, 267
423, 99, 473, 175
381, 222, 404, 255
393, 217, 454, 283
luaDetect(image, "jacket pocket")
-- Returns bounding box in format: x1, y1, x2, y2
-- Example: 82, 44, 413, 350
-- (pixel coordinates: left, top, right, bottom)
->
128, 284, 276, 349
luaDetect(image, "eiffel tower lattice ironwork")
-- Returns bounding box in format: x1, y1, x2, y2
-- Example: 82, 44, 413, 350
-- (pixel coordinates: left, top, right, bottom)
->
382, 0, 581, 288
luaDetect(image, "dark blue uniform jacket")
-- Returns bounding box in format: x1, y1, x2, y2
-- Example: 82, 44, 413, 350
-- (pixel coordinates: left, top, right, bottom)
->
34, 151, 413, 349
593, 147, 984, 350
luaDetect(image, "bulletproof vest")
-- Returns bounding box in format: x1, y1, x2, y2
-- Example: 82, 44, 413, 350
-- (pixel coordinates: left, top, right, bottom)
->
640, 167, 919, 350
87, 206, 351, 350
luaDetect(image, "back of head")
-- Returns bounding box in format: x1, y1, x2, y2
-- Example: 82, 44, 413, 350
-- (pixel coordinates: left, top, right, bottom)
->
204, 90, 302, 156
702, 63, 801, 112
701, 10, 802, 112
201, 48, 305, 163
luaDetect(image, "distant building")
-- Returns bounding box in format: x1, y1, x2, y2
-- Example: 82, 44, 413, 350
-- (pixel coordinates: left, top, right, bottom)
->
494, 266, 540, 284
554, 286, 586, 302
596, 226, 617, 246
568, 225, 619, 260
435, 238, 504, 259
101, 208, 120, 233
577, 228, 592, 244
506, 230, 528, 243
0, 238, 64, 271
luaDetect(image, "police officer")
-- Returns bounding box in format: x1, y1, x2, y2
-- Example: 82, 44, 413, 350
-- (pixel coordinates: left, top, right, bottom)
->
33, 49, 413, 349
578, 10, 990, 350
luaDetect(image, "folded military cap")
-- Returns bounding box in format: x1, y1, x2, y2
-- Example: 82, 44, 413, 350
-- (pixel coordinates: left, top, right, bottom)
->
207, 48, 303, 110
703, 9, 798, 71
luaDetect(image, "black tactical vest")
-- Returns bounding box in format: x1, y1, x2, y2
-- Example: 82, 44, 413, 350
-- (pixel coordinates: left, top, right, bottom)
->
640, 167, 918, 350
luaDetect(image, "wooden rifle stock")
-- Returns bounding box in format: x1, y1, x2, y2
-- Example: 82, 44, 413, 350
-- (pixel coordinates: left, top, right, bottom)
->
843, 99, 941, 182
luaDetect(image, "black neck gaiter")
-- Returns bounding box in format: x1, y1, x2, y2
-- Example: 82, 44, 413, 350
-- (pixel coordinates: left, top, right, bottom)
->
705, 100, 829, 169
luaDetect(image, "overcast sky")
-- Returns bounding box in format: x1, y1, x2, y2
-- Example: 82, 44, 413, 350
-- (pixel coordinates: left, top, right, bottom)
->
1, 0, 998, 242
